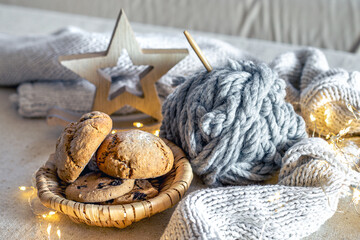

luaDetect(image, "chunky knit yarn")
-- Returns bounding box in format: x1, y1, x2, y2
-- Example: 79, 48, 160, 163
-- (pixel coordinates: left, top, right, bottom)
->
160, 60, 307, 186
161, 138, 360, 240
270, 48, 360, 136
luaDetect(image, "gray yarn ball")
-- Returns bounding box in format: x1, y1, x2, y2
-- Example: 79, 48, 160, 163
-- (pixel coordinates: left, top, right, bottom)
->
160, 59, 307, 186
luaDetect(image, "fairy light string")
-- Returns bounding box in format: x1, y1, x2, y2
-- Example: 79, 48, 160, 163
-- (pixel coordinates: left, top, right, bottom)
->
19, 181, 61, 239
22, 100, 359, 237
309, 99, 360, 208
20, 121, 161, 238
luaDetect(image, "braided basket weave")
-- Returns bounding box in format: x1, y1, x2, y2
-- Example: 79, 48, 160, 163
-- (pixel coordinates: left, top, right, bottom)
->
35, 139, 193, 228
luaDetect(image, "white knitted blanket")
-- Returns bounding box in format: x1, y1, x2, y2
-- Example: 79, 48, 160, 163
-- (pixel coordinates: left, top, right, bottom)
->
161, 138, 360, 240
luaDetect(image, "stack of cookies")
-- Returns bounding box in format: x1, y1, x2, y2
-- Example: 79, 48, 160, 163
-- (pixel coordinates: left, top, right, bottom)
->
54, 111, 174, 204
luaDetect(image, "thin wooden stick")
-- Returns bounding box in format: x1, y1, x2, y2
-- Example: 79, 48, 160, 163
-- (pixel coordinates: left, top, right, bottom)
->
184, 30, 213, 72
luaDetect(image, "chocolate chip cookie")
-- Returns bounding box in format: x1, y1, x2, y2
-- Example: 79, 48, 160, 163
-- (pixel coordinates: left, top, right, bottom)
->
55, 111, 112, 183
96, 130, 174, 179
102, 179, 158, 205
65, 171, 135, 203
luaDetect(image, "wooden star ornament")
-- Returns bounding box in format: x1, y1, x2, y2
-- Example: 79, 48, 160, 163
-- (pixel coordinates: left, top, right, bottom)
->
49, 9, 188, 129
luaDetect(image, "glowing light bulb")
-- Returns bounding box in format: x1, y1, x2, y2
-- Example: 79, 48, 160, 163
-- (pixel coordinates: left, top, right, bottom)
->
19, 186, 26, 191
153, 130, 160, 137
339, 127, 351, 136
347, 103, 354, 112
268, 192, 281, 202
133, 122, 144, 128
319, 98, 330, 106
352, 188, 360, 205
310, 114, 316, 122
47, 224, 52, 235
323, 108, 331, 125
325, 117, 330, 125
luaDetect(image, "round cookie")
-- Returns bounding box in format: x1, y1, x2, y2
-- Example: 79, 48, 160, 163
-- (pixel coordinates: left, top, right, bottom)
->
55, 111, 112, 183
102, 180, 158, 205
96, 130, 174, 179
65, 172, 135, 203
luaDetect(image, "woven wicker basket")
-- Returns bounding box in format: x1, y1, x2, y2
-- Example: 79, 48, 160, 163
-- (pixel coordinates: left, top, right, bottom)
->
35, 139, 193, 228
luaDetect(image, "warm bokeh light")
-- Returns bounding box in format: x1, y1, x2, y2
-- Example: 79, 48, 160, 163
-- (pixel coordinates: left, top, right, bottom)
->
339, 127, 351, 136
319, 98, 330, 106
49, 211, 56, 216
47, 223, 52, 236
310, 114, 316, 122
268, 192, 281, 202
352, 188, 360, 205
324, 117, 330, 125
133, 122, 144, 128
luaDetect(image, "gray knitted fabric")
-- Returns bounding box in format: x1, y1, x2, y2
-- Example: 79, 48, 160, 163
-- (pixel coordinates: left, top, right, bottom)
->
270, 48, 360, 136
1, 27, 251, 117
161, 138, 360, 240
160, 60, 307, 186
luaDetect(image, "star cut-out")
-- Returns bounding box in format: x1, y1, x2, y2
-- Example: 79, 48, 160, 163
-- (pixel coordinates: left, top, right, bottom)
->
59, 9, 188, 122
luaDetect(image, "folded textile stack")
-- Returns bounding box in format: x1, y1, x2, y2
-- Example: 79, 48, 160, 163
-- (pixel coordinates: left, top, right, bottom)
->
1, 27, 251, 117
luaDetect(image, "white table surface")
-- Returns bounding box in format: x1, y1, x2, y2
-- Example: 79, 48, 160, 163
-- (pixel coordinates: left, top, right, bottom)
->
1, 4, 360, 240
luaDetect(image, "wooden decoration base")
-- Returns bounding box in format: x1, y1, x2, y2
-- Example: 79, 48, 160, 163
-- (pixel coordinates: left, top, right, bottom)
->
47, 107, 161, 132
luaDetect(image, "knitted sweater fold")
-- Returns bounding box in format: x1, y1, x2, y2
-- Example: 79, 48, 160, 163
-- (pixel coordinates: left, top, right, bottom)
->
270, 48, 360, 135
161, 138, 360, 240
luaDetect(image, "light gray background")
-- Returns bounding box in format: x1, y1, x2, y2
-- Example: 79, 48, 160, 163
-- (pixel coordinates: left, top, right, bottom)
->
1, 0, 360, 52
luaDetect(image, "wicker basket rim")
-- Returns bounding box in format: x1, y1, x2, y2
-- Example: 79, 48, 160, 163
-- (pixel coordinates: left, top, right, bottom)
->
35, 139, 193, 228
